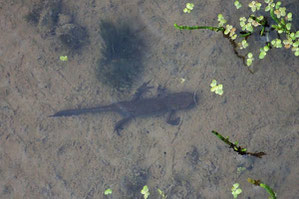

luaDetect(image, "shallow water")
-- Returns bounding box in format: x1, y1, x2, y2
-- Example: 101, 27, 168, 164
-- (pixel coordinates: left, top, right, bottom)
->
0, 0, 298, 198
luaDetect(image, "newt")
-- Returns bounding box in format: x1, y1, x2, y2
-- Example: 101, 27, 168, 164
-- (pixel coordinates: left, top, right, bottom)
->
50, 81, 197, 134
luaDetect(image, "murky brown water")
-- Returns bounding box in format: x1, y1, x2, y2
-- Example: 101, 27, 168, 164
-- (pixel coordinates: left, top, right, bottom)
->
0, 0, 298, 198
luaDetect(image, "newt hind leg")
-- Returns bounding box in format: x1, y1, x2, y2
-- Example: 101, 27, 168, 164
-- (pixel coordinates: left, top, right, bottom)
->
114, 116, 132, 135
166, 110, 180, 125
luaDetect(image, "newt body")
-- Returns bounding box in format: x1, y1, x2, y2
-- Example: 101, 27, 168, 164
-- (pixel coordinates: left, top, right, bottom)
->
51, 82, 197, 134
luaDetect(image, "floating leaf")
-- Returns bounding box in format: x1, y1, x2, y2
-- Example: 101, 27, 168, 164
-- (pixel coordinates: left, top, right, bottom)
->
141, 185, 150, 199
210, 80, 224, 95
234, 1, 242, 9
60, 55, 68, 61
104, 189, 112, 195
232, 183, 242, 198
210, 79, 217, 87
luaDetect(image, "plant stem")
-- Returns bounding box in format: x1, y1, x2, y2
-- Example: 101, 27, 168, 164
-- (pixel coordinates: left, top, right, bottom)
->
269, 8, 289, 34
211, 131, 266, 158
269, 9, 280, 25
248, 15, 267, 36
247, 178, 276, 199
174, 23, 224, 32
240, 32, 252, 37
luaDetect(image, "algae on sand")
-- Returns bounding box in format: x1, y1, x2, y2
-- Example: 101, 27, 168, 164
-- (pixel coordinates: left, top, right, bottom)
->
97, 20, 145, 92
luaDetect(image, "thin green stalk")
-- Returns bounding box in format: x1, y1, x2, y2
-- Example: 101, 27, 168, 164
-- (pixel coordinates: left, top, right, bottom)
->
211, 131, 266, 158
260, 183, 276, 199
240, 32, 252, 37
270, 8, 280, 25
248, 178, 276, 199
248, 15, 267, 36
174, 23, 224, 32
260, 26, 265, 36
269, 8, 289, 34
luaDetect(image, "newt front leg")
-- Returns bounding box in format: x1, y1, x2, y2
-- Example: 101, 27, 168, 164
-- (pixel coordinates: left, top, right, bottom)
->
132, 80, 153, 101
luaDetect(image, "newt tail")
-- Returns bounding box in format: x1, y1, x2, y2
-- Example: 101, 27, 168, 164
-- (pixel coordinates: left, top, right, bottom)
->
49, 105, 115, 117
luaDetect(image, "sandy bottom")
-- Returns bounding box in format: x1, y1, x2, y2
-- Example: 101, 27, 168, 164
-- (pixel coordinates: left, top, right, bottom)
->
0, 0, 298, 198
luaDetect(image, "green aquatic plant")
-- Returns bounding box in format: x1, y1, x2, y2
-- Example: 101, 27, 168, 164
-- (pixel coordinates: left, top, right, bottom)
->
141, 185, 150, 199
259, 45, 270, 59
248, 178, 277, 199
157, 188, 167, 199
210, 79, 224, 96
218, 14, 227, 27
234, 1, 242, 9
211, 131, 266, 158
59, 55, 68, 61
249, 1, 262, 12
174, 0, 298, 72
231, 183, 242, 198
180, 77, 186, 84
246, 52, 254, 66
104, 188, 112, 195
140, 186, 167, 199
240, 39, 249, 49
183, 3, 194, 13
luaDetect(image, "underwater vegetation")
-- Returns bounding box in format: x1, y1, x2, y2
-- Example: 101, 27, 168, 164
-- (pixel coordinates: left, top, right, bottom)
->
97, 20, 145, 92
57, 23, 89, 50
24, 4, 43, 25
25, 0, 61, 33
175, 0, 298, 73
121, 167, 148, 198
25, 0, 89, 53
211, 130, 266, 158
